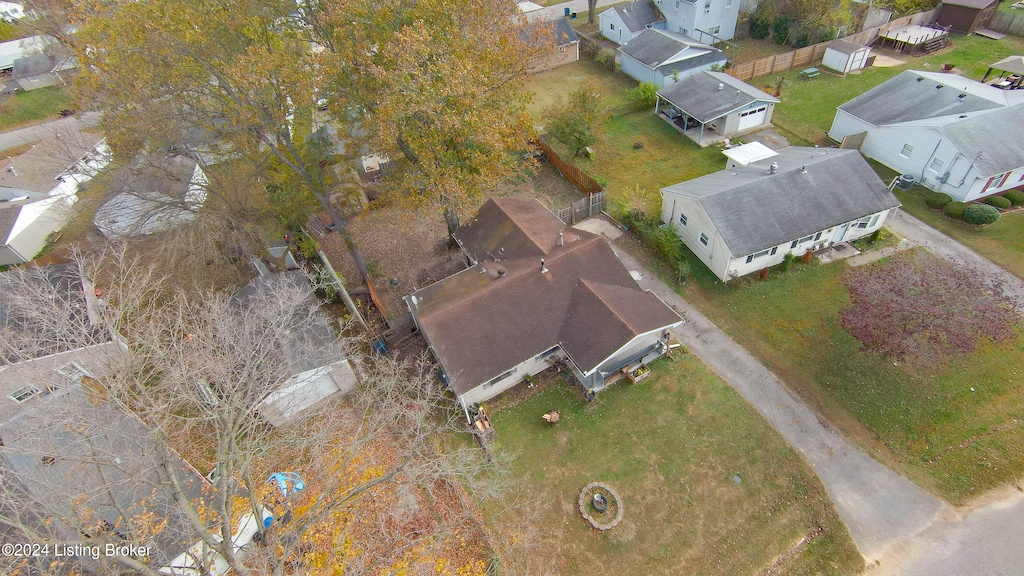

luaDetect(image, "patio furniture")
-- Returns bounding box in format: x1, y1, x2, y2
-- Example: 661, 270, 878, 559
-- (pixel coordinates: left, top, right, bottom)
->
799, 67, 821, 80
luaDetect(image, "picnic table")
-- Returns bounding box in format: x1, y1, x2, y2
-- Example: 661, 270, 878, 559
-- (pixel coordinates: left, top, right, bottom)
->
799, 67, 821, 80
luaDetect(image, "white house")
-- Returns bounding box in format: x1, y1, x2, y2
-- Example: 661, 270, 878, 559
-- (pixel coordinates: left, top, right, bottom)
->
0, 34, 52, 71
619, 29, 728, 88
656, 70, 779, 146
405, 198, 682, 417
0, 135, 111, 266
660, 146, 902, 281
93, 155, 209, 240
0, 1, 25, 22
828, 70, 1024, 202
653, 0, 742, 43
600, 0, 666, 45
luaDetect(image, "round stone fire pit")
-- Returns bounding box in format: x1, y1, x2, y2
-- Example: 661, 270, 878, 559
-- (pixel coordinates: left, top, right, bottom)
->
578, 482, 623, 531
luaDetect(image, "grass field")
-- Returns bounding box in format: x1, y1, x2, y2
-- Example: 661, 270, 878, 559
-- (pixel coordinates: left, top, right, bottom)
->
663, 245, 1024, 504
0, 86, 74, 131
489, 358, 862, 576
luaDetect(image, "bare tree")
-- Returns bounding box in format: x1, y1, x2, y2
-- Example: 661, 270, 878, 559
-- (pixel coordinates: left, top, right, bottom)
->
0, 250, 500, 575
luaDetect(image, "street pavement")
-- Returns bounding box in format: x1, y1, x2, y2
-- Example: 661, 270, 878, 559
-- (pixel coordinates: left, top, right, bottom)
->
0, 112, 101, 153
522, 0, 619, 23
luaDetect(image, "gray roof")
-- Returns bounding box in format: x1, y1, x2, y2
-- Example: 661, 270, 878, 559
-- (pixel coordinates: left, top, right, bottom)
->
939, 104, 1024, 176
525, 17, 579, 49
836, 70, 1014, 126
661, 147, 901, 257
658, 71, 779, 123
549, 17, 579, 46
619, 29, 721, 69
827, 38, 866, 55
610, 0, 664, 33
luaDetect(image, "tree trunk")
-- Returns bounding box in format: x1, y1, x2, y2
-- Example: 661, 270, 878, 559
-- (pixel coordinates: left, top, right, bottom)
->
444, 206, 460, 249
588, 0, 598, 24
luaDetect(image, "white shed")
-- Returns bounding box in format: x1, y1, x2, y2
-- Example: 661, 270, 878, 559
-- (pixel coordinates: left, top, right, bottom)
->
822, 39, 871, 74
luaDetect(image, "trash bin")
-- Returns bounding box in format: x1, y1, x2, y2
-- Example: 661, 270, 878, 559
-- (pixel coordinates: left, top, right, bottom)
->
571, 11, 577, 19
564, 7, 570, 15
898, 174, 917, 190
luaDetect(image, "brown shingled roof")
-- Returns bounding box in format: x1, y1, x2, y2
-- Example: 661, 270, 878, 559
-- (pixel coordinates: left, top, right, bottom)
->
410, 198, 681, 395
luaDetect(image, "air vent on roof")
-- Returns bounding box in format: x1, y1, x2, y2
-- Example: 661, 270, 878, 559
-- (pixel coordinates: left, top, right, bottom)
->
936, 85, 942, 89
717, 83, 724, 90
958, 93, 966, 99
958, 114, 967, 118
769, 162, 778, 174
917, 77, 924, 82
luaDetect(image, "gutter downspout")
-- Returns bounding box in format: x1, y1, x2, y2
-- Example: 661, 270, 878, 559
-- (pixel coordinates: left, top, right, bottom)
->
920, 139, 943, 184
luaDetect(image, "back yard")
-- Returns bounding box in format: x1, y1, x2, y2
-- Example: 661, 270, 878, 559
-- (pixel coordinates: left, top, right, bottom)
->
488, 357, 862, 576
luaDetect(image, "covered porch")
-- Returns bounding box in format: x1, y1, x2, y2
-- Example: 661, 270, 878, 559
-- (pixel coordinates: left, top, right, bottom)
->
654, 95, 728, 147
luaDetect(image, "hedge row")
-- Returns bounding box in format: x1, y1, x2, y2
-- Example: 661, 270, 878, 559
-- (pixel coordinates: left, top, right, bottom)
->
963, 204, 1000, 225
924, 192, 953, 209
619, 212, 691, 283
984, 196, 1012, 209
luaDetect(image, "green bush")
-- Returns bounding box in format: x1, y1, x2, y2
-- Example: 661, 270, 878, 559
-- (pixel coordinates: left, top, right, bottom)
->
984, 195, 1012, 209
626, 81, 659, 110
924, 192, 953, 209
943, 202, 968, 219
1004, 189, 1024, 206
750, 15, 771, 39
772, 16, 791, 44
779, 252, 797, 272
963, 204, 1000, 225
619, 212, 691, 284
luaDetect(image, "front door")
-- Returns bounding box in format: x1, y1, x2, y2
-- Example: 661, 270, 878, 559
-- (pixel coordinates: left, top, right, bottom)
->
833, 222, 850, 243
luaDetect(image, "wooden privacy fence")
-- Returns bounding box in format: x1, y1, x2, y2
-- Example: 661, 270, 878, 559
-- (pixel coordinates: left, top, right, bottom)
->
727, 8, 940, 82
987, 11, 1024, 37
555, 191, 606, 225
535, 138, 603, 195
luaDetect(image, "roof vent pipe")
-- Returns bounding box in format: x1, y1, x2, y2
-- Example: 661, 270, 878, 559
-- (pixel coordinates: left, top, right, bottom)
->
734, 90, 740, 104
559, 231, 564, 246
800, 164, 807, 173
717, 83, 724, 90
497, 267, 506, 277
769, 162, 778, 174
540, 258, 548, 274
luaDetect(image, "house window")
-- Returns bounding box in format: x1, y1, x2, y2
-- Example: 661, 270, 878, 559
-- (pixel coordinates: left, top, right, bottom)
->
559, 45, 566, 54
705, 1, 712, 13
9, 386, 41, 404
483, 368, 515, 389
856, 216, 873, 229
739, 106, 767, 117
680, 27, 688, 36
746, 248, 771, 263
790, 240, 798, 249
699, 232, 709, 246
770, 246, 777, 255
900, 143, 913, 158
675, 0, 681, 8
679, 213, 688, 226
535, 346, 559, 361
814, 231, 822, 241
869, 214, 880, 227
609, 23, 616, 31
929, 158, 944, 173
798, 234, 814, 244
709, 25, 721, 35
726, 0, 733, 6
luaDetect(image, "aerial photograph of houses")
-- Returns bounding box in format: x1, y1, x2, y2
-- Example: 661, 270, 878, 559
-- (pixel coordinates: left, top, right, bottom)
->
2, 0, 1024, 574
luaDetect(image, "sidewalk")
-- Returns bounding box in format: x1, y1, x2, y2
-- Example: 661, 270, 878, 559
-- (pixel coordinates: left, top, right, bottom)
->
524, 0, 618, 23
609, 242, 945, 562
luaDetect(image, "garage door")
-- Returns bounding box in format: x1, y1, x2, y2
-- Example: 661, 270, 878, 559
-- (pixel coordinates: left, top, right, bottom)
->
737, 106, 767, 131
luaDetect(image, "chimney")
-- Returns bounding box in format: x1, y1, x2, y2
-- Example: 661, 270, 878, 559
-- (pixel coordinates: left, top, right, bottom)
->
540, 258, 548, 274
769, 162, 778, 174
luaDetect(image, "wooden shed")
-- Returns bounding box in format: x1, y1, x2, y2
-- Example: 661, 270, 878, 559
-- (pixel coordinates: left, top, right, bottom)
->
822, 39, 871, 74
935, 0, 998, 35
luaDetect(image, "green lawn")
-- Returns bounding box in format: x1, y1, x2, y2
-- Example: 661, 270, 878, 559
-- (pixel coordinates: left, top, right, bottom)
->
0, 86, 75, 131
665, 247, 1024, 504
488, 358, 862, 576
768, 34, 1024, 142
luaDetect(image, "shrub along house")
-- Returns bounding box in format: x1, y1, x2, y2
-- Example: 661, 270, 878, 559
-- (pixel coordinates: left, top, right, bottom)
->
660, 146, 901, 281
404, 198, 682, 418
829, 70, 1024, 202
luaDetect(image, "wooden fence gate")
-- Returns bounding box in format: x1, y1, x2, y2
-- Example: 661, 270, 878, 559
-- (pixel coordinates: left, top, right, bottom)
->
556, 191, 606, 225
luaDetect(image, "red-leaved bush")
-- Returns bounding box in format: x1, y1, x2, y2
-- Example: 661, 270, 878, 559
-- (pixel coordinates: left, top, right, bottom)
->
840, 250, 1020, 363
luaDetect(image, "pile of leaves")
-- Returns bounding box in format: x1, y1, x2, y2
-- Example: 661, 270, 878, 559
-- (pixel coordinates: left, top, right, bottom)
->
840, 250, 1020, 364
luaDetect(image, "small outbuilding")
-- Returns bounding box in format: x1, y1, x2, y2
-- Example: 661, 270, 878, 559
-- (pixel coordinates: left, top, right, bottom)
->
618, 29, 727, 88
656, 71, 779, 146
935, 0, 998, 35
822, 39, 871, 74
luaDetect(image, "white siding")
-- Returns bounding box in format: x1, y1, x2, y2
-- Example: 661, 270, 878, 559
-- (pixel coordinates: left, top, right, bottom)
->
660, 0, 740, 42
620, 52, 657, 85
458, 347, 565, 407
662, 193, 732, 280
588, 326, 679, 388
600, 10, 631, 45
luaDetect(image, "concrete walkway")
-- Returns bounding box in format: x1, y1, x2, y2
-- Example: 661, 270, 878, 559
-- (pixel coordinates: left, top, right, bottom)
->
886, 210, 1024, 313
524, 0, 618, 23
610, 245, 946, 562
